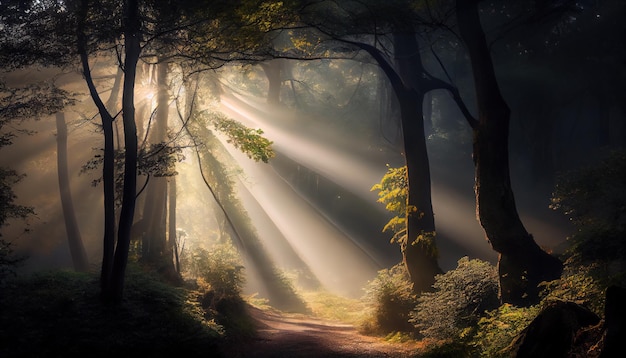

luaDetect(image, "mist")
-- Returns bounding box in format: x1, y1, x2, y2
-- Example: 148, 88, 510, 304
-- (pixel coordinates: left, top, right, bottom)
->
3, 58, 576, 299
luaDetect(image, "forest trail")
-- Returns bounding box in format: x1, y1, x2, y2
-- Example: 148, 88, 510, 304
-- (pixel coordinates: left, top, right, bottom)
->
219, 305, 424, 357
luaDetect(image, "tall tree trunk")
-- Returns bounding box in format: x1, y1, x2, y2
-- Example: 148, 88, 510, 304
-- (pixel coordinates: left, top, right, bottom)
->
349, 34, 442, 293
397, 88, 441, 293
394, 32, 441, 293
106, 0, 141, 303
141, 60, 176, 279
142, 62, 169, 254
456, 0, 562, 306
76, 0, 116, 292
56, 112, 89, 272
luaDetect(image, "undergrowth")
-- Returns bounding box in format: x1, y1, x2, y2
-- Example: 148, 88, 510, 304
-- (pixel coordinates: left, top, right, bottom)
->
0, 266, 224, 357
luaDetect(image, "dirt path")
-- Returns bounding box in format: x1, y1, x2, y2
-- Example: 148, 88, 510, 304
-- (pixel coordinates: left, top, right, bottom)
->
220, 306, 424, 357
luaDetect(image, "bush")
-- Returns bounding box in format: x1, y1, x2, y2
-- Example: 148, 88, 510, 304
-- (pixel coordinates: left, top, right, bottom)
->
411, 257, 500, 341
550, 150, 626, 279
185, 241, 245, 301
0, 269, 222, 357
539, 263, 606, 316
470, 303, 541, 357
362, 263, 418, 334
180, 241, 260, 337
0, 239, 24, 286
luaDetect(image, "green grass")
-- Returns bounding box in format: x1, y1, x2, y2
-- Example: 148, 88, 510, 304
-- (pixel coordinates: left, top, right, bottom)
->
297, 290, 371, 325
0, 267, 226, 357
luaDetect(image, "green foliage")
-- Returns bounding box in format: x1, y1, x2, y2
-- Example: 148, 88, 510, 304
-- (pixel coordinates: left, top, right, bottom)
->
550, 150, 626, 269
238, 1, 291, 33
539, 264, 606, 316
413, 230, 439, 259
0, 239, 25, 286
468, 264, 601, 358
82, 143, 184, 207
371, 165, 409, 245
211, 113, 275, 163
0, 167, 33, 228
411, 257, 500, 342
183, 242, 256, 337
299, 290, 368, 325
0, 77, 69, 288
185, 241, 245, 300
0, 269, 223, 357
420, 341, 474, 358
0, 166, 32, 287
138, 142, 184, 177
362, 263, 418, 334
470, 304, 541, 358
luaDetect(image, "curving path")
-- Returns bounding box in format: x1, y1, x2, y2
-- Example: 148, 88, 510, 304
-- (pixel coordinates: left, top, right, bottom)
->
220, 306, 424, 357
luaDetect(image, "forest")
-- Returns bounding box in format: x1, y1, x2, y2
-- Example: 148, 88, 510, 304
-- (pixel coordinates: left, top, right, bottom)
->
0, 0, 624, 357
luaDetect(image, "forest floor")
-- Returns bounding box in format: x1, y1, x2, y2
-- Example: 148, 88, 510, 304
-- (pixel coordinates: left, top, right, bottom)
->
0, 269, 428, 357
219, 305, 425, 357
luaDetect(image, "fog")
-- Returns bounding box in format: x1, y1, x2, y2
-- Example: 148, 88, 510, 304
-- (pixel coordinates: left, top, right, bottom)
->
1, 58, 580, 300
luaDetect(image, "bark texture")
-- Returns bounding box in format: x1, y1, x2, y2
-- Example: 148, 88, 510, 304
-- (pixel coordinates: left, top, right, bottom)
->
393, 32, 441, 293
456, 0, 562, 305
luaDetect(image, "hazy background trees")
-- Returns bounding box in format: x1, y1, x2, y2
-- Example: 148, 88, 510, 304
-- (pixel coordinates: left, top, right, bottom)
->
0, 0, 623, 312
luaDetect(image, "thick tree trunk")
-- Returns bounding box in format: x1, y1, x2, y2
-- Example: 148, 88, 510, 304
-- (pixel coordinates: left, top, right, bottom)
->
106, 0, 141, 303
56, 112, 89, 272
261, 60, 282, 105
456, 0, 562, 306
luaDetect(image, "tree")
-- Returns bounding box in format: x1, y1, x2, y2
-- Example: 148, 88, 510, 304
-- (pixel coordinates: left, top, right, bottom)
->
260, 59, 284, 104
299, 0, 474, 293
139, 61, 177, 278
101, 0, 141, 303
455, 0, 562, 306
56, 112, 89, 272
73, 0, 119, 293
0, 81, 71, 282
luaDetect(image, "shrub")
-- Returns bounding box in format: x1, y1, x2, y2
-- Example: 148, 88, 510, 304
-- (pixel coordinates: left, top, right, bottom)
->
550, 150, 626, 281
411, 257, 499, 341
0, 239, 24, 286
362, 263, 418, 334
186, 241, 245, 301
470, 303, 541, 357
539, 263, 606, 316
